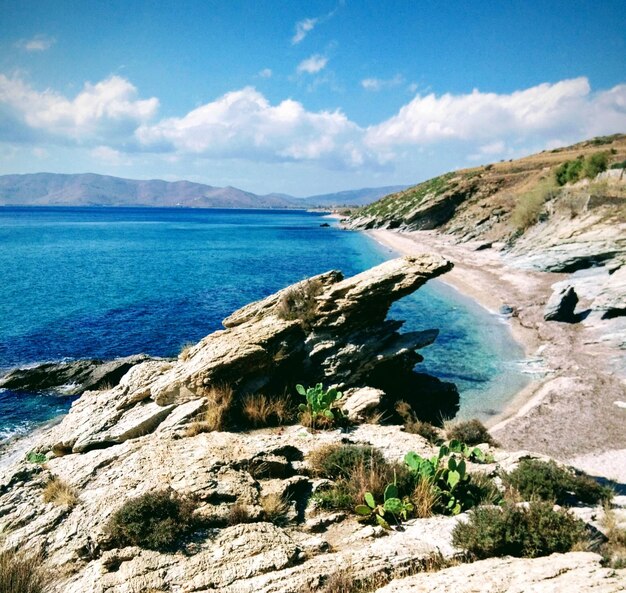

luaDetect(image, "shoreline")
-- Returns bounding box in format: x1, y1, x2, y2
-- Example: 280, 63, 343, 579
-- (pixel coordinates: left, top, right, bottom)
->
365, 228, 626, 482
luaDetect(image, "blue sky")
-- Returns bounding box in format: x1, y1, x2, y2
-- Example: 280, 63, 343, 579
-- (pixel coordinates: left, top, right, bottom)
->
0, 1, 625, 196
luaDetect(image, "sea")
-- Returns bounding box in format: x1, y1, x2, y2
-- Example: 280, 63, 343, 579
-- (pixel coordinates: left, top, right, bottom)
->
0, 206, 528, 441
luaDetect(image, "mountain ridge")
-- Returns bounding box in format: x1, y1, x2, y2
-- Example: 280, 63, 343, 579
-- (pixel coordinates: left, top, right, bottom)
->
0, 172, 407, 209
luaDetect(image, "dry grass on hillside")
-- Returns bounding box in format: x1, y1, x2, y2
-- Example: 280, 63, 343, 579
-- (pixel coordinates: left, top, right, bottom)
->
42, 476, 78, 507
186, 385, 234, 435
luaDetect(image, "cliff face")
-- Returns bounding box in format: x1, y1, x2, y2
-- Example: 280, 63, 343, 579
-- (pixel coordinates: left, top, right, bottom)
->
350, 134, 626, 274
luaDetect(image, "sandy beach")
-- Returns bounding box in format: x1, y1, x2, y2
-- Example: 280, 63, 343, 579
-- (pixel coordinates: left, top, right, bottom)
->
366, 228, 626, 483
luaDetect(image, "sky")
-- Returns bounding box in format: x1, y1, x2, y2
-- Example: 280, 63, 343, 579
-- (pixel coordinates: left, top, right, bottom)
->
0, 0, 625, 196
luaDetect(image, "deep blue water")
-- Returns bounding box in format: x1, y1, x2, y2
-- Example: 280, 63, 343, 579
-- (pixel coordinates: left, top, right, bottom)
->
0, 206, 527, 440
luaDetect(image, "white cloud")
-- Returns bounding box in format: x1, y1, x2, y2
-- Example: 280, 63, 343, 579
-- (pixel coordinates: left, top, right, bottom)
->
292, 18, 319, 45
258, 68, 273, 79
361, 74, 404, 92
136, 86, 372, 168
365, 78, 626, 149
297, 54, 328, 75
90, 145, 126, 164
16, 34, 56, 52
0, 74, 159, 142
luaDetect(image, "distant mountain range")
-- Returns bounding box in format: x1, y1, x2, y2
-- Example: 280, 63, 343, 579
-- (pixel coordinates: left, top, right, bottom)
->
0, 173, 407, 209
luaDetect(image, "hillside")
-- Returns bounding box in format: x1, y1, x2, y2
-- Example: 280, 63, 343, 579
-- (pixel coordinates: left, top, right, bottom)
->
0, 173, 402, 209
350, 134, 626, 272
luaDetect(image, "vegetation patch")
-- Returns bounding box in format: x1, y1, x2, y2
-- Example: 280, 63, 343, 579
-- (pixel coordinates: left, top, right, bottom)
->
510, 178, 558, 231
297, 383, 345, 429
452, 502, 588, 559
600, 504, 626, 569
0, 550, 50, 593
277, 278, 323, 328
241, 393, 293, 428
105, 489, 198, 552
309, 444, 409, 513
42, 476, 78, 507
503, 459, 612, 505
260, 493, 292, 526
25, 452, 47, 465
395, 401, 442, 444
186, 385, 234, 435
445, 419, 496, 447
555, 152, 609, 186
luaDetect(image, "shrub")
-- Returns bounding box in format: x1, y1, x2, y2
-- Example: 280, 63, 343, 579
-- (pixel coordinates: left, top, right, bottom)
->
0, 550, 49, 593
510, 179, 557, 230
555, 158, 583, 185
452, 502, 588, 559
308, 444, 386, 481
42, 476, 78, 507
445, 419, 496, 446
610, 159, 626, 170
25, 452, 47, 464
582, 152, 609, 179
105, 489, 198, 551
186, 385, 234, 435
277, 278, 323, 327
467, 472, 503, 506
309, 444, 408, 512
395, 401, 442, 444
503, 459, 612, 505
241, 393, 293, 428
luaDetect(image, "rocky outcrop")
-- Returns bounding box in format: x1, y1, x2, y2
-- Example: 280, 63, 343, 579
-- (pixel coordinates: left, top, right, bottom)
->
36, 255, 456, 456
0, 354, 155, 395
544, 286, 579, 322
375, 552, 626, 593
593, 265, 626, 319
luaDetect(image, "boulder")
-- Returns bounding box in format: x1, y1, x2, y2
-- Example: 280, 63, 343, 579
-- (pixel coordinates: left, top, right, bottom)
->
544, 286, 579, 322
341, 387, 384, 421
592, 265, 626, 319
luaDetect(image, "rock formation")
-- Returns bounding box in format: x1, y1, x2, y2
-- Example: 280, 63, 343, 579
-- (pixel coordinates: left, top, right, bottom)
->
0, 255, 623, 592
544, 285, 579, 322
0, 354, 155, 395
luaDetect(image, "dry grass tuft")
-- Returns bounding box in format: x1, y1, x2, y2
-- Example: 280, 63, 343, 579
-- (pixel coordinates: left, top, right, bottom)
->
277, 278, 323, 328
178, 342, 195, 361
510, 177, 558, 231
600, 504, 626, 568
411, 478, 440, 518
241, 393, 293, 428
0, 549, 50, 593
261, 493, 291, 526
186, 385, 234, 435
42, 476, 78, 507
395, 401, 442, 444
227, 502, 253, 526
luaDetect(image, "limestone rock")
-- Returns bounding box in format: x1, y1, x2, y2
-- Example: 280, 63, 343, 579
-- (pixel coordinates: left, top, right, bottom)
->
36, 256, 456, 455
374, 552, 626, 593
544, 285, 579, 322
592, 265, 626, 319
341, 386, 384, 421
0, 354, 155, 394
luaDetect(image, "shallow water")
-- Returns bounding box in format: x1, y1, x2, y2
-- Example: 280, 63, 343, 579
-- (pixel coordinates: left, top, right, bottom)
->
0, 206, 528, 439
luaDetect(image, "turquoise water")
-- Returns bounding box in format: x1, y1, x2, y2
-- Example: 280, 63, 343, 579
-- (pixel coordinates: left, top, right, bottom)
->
0, 207, 527, 440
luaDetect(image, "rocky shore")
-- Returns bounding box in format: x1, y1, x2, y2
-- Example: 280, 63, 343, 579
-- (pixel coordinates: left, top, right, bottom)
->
0, 255, 624, 592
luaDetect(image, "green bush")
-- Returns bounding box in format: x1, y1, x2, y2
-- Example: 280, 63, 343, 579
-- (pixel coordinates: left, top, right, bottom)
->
105, 489, 198, 551
452, 502, 587, 559
582, 152, 609, 179
555, 158, 583, 185
0, 550, 49, 593
446, 419, 496, 446
610, 159, 626, 170
556, 152, 609, 186
309, 444, 412, 512
395, 401, 442, 444
503, 459, 612, 505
